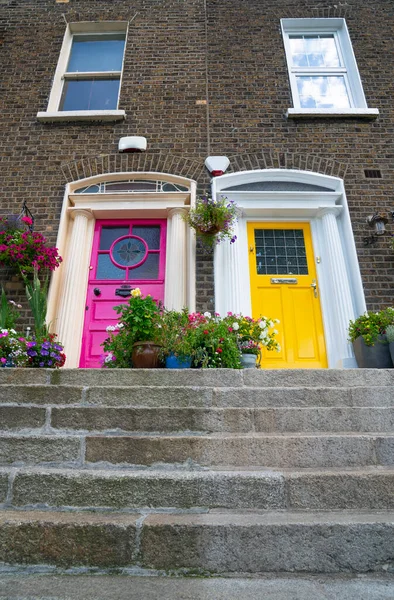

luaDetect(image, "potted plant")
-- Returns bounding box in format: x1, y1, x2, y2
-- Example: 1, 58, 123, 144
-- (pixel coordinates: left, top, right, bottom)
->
191, 312, 243, 368
386, 325, 394, 365
159, 309, 197, 368
102, 288, 162, 368
0, 216, 62, 274
348, 307, 394, 368
183, 196, 238, 247
224, 313, 281, 368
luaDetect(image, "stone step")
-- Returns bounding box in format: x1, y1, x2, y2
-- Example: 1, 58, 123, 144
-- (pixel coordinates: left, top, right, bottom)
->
84, 432, 394, 468
2, 405, 394, 434
1, 508, 394, 573
2, 432, 394, 468
0, 368, 393, 389
1, 384, 393, 408
2, 466, 394, 511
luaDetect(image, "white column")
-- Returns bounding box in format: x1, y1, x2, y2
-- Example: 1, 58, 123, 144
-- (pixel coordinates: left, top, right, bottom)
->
165, 208, 187, 310
321, 210, 356, 367
56, 209, 94, 368
214, 217, 251, 316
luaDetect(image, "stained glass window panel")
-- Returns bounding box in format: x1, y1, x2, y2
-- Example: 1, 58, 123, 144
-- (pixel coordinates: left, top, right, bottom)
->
111, 237, 147, 266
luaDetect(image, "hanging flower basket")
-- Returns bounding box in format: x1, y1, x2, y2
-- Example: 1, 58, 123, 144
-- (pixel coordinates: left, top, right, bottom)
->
184, 196, 238, 247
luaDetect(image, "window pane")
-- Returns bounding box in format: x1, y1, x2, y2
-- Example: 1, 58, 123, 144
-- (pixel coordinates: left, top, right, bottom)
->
96, 254, 125, 279
60, 79, 120, 110
296, 76, 350, 109
67, 35, 125, 72
99, 227, 129, 250
129, 254, 159, 280
254, 229, 309, 275
289, 34, 340, 67
132, 226, 161, 249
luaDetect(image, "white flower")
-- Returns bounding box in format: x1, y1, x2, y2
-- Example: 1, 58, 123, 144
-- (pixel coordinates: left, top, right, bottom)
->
273, 329, 278, 335
204, 312, 211, 318
106, 325, 116, 332
232, 322, 239, 331
105, 352, 114, 363
274, 319, 280, 324
115, 322, 124, 330
259, 320, 266, 329
276, 344, 281, 353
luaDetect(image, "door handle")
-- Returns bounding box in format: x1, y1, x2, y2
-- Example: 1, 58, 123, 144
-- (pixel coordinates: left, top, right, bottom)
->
311, 279, 318, 298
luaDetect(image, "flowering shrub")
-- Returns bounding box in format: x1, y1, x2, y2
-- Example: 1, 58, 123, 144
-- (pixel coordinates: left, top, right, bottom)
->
348, 307, 394, 346
0, 216, 62, 273
0, 329, 26, 367
191, 312, 242, 368
159, 309, 199, 361
102, 288, 162, 368
184, 196, 238, 246
24, 334, 66, 368
224, 313, 281, 355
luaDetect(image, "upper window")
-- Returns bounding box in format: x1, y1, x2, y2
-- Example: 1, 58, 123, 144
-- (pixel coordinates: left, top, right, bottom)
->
281, 19, 378, 117
37, 22, 128, 122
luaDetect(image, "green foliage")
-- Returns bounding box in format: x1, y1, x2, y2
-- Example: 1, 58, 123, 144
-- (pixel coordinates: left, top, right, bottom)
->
348, 307, 394, 346
0, 288, 21, 330
158, 309, 199, 360
102, 288, 162, 368
23, 270, 49, 338
386, 324, 394, 344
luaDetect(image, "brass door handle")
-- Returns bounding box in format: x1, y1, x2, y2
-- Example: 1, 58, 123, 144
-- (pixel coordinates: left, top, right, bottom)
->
311, 279, 318, 298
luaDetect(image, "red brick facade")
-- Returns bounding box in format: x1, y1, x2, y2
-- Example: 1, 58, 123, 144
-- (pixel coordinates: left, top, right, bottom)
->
0, 0, 393, 315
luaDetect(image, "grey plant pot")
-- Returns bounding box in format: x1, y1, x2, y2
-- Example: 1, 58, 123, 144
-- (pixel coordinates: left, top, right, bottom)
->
389, 342, 394, 366
352, 335, 393, 369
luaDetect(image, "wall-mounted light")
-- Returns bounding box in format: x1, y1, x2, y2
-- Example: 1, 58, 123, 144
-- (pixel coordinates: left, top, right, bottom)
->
364, 213, 389, 246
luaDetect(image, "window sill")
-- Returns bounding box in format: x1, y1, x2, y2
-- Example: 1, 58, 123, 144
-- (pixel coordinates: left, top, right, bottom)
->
286, 108, 379, 119
36, 110, 126, 123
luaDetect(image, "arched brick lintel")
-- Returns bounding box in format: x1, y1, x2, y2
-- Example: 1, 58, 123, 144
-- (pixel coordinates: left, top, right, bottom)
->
226, 152, 349, 181
61, 152, 205, 184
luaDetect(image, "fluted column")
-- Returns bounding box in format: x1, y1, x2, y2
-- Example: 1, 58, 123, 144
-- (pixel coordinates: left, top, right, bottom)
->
165, 208, 187, 310
214, 218, 250, 316
56, 209, 94, 368
321, 209, 356, 366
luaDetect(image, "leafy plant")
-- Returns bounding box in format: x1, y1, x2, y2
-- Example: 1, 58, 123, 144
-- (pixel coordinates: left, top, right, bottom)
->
348, 307, 394, 346
102, 288, 162, 368
0, 288, 21, 330
183, 196, 238, 247
158, 309, 199, 361
224, 313, 281, 355
386, 324, 394, 344
0, 329, 26, 367
23, 270, 49, 338
0, 216, 62, 273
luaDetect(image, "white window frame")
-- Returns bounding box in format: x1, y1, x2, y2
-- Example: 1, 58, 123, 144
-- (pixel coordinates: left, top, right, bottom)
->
37, 22, 128, 122
281, 18, 379, 118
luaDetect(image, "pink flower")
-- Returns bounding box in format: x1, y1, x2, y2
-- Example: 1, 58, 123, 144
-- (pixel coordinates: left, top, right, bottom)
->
0, 358, 6, 364
21, 216, 33, 226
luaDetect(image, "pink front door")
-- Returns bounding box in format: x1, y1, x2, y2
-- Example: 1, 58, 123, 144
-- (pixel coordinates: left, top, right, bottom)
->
80, 219, 167, 368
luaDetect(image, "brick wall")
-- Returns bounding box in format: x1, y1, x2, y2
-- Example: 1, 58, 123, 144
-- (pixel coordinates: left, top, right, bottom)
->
0, 0, 393, 318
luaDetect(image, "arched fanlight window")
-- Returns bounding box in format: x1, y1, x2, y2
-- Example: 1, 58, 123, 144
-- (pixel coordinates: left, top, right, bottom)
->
74, 179, 190, 194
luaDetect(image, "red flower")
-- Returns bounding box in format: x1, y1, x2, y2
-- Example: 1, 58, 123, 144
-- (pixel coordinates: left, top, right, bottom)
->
216, 348, 223, 353
203, 330, 209, 335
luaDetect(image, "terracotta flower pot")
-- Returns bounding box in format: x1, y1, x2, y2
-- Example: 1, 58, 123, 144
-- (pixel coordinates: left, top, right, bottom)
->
131, 341, 162, 368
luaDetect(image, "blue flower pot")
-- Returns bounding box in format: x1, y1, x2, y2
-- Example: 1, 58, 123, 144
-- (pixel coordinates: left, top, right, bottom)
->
165, 354, 192, 369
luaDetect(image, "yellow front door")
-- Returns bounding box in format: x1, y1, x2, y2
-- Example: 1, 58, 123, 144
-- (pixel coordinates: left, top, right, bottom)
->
247, 222, 327, 369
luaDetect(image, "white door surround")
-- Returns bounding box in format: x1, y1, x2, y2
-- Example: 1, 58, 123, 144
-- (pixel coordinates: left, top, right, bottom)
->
213, 169, 366, 368
47, 172, 196, 368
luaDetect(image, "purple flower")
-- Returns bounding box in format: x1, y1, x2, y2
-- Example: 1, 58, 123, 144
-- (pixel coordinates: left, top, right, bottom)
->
41, 341, 51, 350
27, 341, 36, 348
41, 350, 49, 356
27, 350, 37, 357
39, 362, 45, 367
54, 344, 63, 351
47, 360, 53, 366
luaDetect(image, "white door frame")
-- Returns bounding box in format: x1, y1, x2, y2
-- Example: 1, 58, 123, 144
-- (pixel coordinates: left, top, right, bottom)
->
47, 172, 196, 368
212, 169, 366, 368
